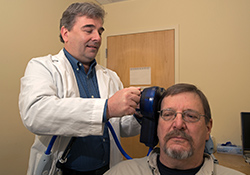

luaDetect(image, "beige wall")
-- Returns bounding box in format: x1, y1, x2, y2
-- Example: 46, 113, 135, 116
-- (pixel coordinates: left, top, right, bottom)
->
99, 0, 250, 148
0, 0, 95, 174
0, 0, 249, 174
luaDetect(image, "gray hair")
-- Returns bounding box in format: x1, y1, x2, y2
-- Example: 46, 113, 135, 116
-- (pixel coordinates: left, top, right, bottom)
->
59, 2, 105, 43
158, 83, 211, 124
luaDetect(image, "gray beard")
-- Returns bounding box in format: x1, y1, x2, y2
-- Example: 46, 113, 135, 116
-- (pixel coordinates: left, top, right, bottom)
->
163, 145, 193, 159
163, 130, 194, 160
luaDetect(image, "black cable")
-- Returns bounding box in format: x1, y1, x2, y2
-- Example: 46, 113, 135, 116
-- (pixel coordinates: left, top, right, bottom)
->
56, 137, 77, 169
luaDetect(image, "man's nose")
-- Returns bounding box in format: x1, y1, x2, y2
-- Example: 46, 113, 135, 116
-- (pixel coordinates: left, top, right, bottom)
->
172, 113, 187, 130
92, 30, 101, 41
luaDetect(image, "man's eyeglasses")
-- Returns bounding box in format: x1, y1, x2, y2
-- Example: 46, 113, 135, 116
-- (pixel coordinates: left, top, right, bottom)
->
158, 108, 207, 123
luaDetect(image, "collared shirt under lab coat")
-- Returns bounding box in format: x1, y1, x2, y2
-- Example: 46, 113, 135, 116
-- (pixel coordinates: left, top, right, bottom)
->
19, 49, 141, 175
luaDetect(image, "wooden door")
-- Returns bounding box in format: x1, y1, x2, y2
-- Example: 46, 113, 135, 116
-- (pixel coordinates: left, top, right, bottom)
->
107, 29, 175, 158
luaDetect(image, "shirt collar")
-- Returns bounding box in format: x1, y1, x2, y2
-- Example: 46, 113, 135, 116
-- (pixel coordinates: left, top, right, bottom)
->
63, 48, 97, 75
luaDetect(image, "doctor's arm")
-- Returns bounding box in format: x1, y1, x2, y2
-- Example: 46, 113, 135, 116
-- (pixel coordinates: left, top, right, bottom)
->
19, 58, 105, 137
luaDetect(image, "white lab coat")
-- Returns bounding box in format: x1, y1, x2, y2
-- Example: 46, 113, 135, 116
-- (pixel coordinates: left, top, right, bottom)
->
19, 49, 141, 175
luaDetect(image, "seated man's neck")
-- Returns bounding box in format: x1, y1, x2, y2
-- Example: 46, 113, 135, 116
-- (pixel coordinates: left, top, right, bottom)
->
159, 153, 204, 170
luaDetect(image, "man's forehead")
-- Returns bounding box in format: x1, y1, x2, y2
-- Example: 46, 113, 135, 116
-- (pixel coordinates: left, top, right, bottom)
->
162, 92, 205, 113
75, 15, 104, 28
162, 92, 202, 106
76, 15, 103, 23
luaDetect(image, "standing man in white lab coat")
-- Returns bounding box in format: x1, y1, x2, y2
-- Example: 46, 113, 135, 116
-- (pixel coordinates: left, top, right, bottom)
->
19, 2, 141, 175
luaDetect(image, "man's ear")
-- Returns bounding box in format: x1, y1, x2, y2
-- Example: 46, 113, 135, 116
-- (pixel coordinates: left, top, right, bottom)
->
60, 26, 69, 43
206, 119, 213, 141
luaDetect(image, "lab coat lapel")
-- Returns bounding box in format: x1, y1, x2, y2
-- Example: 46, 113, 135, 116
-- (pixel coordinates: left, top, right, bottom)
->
52, 49, 80, 98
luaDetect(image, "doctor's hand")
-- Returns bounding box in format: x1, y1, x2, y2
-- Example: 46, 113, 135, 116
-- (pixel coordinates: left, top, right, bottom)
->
106, 87, 141, 119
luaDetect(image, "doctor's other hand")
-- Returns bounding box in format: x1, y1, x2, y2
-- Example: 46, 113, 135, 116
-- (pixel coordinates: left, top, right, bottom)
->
106, 87, 141, 119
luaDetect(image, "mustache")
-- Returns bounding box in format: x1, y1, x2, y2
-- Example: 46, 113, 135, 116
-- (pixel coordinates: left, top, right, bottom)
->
164, 129, 193, 143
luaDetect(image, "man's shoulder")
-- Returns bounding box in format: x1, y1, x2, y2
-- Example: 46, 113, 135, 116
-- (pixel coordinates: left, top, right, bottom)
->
28, 49, 68, 66
214, 163, 245, 175
30, 49, 62, 59
199, 154, 245, 175
117, 156, 148, 168
105, 157, 150, 175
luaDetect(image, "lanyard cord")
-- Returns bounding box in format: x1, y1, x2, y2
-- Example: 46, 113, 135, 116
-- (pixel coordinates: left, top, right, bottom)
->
56, 137, 77, 169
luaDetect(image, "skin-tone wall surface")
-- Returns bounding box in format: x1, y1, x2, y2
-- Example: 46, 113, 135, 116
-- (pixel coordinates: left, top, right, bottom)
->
0, 0, 96, 174
99, 0, 250, 148
0, 0, 249, 174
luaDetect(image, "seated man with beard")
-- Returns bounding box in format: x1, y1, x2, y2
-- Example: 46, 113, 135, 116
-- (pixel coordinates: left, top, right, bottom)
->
104, 83, 244, 175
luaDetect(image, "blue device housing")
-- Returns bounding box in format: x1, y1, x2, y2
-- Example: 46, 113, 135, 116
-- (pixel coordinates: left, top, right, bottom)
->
139, 86, 165, 148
